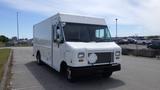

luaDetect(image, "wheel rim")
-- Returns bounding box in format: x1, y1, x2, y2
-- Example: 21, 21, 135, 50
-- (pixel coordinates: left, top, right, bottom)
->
67, 67, 71, 79
37, 58, 40, 63
37, 55, 40, 63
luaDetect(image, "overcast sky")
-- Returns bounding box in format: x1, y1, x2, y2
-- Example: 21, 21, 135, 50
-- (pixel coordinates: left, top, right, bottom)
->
0, 0, 160, 38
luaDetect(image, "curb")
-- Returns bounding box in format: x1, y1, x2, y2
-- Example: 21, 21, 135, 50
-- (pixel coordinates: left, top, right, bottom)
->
0, 49, 13, 90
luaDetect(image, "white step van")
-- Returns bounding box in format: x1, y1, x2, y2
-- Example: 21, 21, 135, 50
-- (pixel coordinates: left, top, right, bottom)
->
33, 13, 121, 81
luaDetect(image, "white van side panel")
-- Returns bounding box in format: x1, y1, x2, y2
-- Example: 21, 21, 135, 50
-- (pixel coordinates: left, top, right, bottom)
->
33, 18, 53, 66
33, 15, 63, 71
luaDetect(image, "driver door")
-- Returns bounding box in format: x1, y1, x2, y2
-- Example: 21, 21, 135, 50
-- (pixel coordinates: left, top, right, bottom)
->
52, 24, 65, 70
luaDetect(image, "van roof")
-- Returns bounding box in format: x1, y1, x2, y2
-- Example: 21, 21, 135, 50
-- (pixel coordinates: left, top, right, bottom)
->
34, 13, 107, 26
57, 13, 106, 26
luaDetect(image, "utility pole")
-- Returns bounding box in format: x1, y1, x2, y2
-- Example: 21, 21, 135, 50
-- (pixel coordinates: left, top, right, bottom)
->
115, 18, 118, 39
17, 12, 19, 40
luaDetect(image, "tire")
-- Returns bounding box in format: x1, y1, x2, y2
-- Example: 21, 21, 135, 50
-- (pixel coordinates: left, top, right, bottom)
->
66, 67, 75, 82
36, 52, 43, 65
102, 72, 112, 78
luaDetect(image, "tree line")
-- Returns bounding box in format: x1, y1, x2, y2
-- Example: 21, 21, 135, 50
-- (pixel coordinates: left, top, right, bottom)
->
0, 35, 9, 43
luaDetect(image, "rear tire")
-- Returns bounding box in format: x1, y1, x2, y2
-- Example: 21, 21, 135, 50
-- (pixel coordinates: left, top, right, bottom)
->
102, 72, 112, 78
36, 52, 43, 65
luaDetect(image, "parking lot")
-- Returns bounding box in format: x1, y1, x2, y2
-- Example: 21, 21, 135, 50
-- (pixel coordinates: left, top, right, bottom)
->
10, 47, 160, 90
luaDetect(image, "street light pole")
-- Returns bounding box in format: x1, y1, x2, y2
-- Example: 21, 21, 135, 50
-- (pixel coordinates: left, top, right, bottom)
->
17, 12, 19, 40
115, 18, 118, 39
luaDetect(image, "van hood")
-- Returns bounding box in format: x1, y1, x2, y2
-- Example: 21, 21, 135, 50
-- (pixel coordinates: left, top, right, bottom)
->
66, 42, 121, 51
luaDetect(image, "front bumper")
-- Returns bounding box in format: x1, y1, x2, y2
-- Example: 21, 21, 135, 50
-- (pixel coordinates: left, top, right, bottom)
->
69, 63, 121, 76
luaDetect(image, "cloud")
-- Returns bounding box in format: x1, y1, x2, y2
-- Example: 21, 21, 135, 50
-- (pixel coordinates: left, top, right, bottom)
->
0, 0, 138, 24
1, 0, 160, 36
133, 0, 160, 35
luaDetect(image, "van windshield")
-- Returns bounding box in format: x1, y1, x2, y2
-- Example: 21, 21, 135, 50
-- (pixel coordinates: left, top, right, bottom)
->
63, 23, 112, 42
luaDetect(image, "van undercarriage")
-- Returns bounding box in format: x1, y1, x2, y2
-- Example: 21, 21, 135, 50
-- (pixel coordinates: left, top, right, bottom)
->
69, 63, 121, 76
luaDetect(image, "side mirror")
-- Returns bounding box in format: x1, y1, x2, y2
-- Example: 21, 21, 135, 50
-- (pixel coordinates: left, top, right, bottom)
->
56, 30, 64, 43
56, 38, 61, 43
54, 26, 64, 44
56, 38, 64, 43
57, 29, 61, 38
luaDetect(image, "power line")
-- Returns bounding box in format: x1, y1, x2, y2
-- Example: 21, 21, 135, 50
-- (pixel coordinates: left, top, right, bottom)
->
115, 18, 118, 38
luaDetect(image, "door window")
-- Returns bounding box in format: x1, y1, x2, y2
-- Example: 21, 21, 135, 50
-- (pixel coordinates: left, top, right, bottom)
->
96, 29, 105, 38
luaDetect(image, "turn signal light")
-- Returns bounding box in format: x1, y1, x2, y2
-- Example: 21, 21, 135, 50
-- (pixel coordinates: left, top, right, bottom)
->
79, 59, 84, 62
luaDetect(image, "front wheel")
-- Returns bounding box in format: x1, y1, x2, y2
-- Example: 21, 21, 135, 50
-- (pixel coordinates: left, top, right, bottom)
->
102, 72, 112, 78
66, 67, 75, 82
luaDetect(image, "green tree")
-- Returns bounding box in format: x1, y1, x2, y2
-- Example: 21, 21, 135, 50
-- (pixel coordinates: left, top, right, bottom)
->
0, 35, 9, 42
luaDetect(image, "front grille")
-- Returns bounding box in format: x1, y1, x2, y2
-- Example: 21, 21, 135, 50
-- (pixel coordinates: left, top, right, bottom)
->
94, 52, 114, 64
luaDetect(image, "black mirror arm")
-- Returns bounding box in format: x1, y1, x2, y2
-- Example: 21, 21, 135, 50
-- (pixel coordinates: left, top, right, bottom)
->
54, 39, 57, 42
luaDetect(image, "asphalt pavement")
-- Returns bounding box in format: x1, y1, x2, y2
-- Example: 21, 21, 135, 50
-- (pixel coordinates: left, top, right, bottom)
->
10, 47, 160, 90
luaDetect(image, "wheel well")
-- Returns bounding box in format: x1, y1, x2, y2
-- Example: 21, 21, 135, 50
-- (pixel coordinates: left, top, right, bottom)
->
60, 61, 67, 74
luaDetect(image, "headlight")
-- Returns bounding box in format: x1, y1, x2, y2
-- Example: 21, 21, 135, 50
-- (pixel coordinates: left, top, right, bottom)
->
78, 52, 85, 58
115, 51, 120, 56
